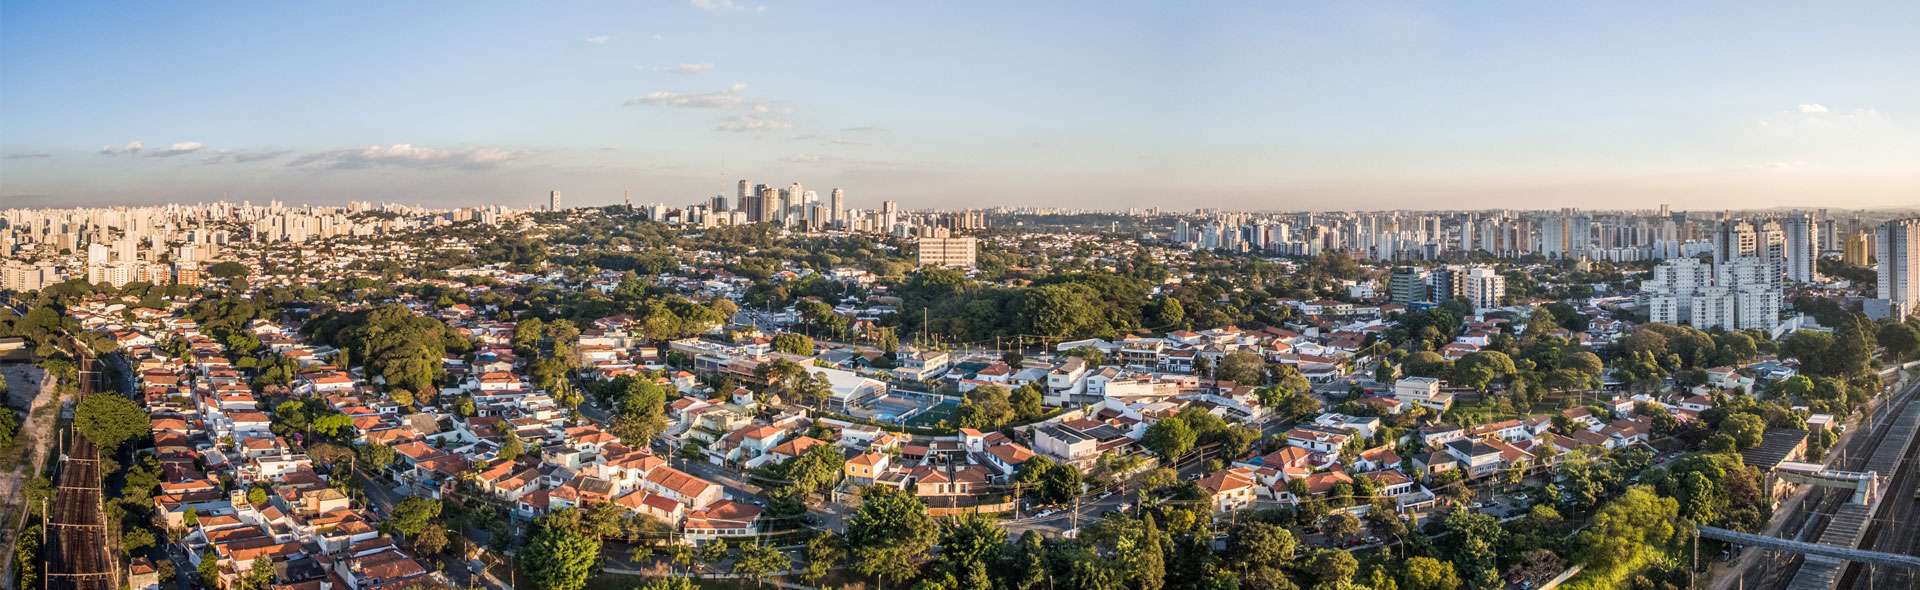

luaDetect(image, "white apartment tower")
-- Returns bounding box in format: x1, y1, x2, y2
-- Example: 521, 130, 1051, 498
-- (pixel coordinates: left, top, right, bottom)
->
1874, 218, 1920, 319
1782, 213, 1819, 283
1461, 266, 1505, 311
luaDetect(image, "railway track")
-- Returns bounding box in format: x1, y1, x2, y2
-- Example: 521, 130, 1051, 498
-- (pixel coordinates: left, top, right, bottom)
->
39, 341, 117, 590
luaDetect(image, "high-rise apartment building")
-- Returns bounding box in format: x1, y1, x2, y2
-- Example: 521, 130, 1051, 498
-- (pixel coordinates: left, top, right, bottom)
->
548, 190, 562, 211
1781, 213, 1819, 283
1461, 266, 1505, 311
829, 188, 845, 226
1873, 218, 1920, 319
1843, 233, 1872, 267
1643, 257, 1714, 324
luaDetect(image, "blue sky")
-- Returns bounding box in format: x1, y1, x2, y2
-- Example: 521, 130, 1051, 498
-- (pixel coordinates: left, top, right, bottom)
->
3, 1, 1916, 210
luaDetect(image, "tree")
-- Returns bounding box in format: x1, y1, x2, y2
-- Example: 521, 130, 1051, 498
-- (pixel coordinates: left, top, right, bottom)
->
732, 542, 789, 587
239, 555, 274, 590
1401, 556, 1462, 590
208, 261, 250, 280
1142, 416, 1196, 460
696, 539, 730, 573
635, 578, 698, 590
121, 528, 157, 554
1010, 382, 1046, 420
801, 531, 844, 585
413, 524, 449, 555
1879, 322, 1920, 359
1718, 413, 1767, 449
844, 485, 937, 587
1015, 455, 1083, 505
1320, 511, 1362, 541
1455, 351, 1517, 387
197, 551, 221, 587
1306, 550, 1358, 587
388, 497, 443, 538
498, 427, 525, 464
74, 393, 148, 451
1227, 521, 1296, 570
1444, 509, 1507, 590
1153, 296, 1186, 328
956, 384, 1016, 430
772, 332, 815, 356
606, 375, 669, 445
358, 442, 396, 471
1405, 351, 1451, 378
936, 513, 1006, 589
1216, 350, 1267, 385
524, 510, 601, 590
1575, 487, 1679, 584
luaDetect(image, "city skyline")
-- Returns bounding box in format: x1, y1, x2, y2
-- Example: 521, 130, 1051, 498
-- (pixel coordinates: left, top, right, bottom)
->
4, 2, 1918, 210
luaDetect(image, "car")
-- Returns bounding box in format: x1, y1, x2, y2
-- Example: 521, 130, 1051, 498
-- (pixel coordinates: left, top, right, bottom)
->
1470, 502, 1485, 509
1364, 536, 1380, 544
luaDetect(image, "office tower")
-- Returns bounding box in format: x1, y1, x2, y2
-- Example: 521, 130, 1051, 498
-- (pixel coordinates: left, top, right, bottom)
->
623, 189, 632, 208
548, 190, 562, 211
711, 195, 728, 213
916, 236, 978, 268
1873, 218, 1920, 319
737, 179, 750, 202
1781, 213, 1819, 283
1388, 267, 1430, 305
829, 188, 844, 226
1461, 266, 1505, 311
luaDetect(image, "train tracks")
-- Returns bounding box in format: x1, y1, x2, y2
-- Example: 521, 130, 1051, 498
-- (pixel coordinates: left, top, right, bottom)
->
42, 428, 114, 590
39, 340, 117, 590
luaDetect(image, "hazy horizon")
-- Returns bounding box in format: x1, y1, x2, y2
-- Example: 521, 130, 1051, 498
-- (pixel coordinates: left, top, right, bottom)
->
4, 2, 1917, 211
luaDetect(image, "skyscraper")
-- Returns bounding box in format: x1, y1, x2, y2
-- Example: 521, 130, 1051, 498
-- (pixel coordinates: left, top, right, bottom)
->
758, 186, 780, 223
1781, 213, 1819, 283
1873, 218, 1920, 320
829, 188, 845, 226
548, 190, 562, 211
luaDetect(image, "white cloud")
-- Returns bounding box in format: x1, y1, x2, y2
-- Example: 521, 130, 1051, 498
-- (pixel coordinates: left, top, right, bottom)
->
625, 83, 750, 108
148, 141, 206, 158
287, 144, 518, 170
668, 63, 714, 74
585, 35, 611, 45
201, 149, 293, 165
691, 0, 737, 10
1798, 104, 1829, 114
99, 140, 143, 156
716, 112, 791, 132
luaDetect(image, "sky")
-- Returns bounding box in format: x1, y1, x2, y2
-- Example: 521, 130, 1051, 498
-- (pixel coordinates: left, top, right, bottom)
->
2, 1, 1917, 211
